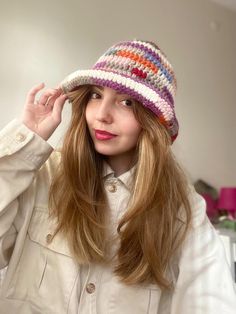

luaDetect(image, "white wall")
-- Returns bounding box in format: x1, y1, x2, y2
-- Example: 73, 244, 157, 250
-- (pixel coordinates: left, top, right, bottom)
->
0, 0, 235, 190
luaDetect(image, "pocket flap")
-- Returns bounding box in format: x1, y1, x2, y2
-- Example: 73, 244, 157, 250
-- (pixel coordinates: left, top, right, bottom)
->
28, 208, 73, 257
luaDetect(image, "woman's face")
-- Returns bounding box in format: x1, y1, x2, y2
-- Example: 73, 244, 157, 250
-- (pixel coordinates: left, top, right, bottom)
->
85, 85, 142, 172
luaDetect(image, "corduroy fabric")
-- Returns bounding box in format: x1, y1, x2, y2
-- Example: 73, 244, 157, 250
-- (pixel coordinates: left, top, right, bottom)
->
60, 40, 179, 142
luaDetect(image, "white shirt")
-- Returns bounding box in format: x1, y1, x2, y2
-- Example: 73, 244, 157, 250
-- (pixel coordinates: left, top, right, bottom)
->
0, 119, 236, 314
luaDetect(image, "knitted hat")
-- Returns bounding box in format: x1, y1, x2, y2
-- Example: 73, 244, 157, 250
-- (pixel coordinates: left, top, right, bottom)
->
60, 39, 178, 142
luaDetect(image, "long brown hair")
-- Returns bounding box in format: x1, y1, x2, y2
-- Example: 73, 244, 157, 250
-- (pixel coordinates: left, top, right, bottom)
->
48, 85, 192, 290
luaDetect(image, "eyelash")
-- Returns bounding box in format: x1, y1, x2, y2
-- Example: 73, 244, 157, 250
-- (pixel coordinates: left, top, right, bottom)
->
89, 91, 134, 107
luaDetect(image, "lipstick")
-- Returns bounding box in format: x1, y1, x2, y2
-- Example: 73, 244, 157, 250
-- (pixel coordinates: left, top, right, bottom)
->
94, 129, 117, 140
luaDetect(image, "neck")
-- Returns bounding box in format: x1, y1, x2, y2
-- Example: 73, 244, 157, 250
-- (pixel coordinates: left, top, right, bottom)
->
105, 151, 137, 177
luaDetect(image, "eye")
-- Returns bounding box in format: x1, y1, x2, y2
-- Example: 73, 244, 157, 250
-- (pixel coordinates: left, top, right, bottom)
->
120, 99, 134, 107
89, 91, 101, 99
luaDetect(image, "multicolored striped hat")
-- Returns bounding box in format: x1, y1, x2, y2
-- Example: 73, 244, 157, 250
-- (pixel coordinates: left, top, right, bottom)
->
60, 39, 178, 142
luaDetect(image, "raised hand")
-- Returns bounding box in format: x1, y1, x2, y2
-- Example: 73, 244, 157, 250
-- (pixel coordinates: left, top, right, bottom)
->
21, 83, 68, 141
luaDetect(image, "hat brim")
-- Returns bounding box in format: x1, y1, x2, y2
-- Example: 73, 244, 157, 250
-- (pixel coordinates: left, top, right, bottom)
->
60, 69, 178, 139
62, 70, 174, 118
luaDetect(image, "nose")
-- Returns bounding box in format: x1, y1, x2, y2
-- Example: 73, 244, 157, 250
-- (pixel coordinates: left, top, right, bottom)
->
95, 98, 113, 124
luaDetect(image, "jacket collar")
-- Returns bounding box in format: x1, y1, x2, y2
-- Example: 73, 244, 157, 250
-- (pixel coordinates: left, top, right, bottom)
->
102, 162, 136, 191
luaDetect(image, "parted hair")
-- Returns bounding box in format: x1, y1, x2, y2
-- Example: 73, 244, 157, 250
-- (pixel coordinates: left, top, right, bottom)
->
48, 85, 192, 290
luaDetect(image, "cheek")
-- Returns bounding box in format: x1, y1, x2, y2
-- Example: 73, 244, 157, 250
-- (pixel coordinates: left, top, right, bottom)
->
122, 119, 142, 142
131, 127, 142, 142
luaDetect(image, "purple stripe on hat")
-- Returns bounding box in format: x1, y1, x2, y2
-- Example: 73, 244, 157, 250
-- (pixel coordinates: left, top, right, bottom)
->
93, 61, 107, 68
91, 68, 174, 108
162, 87, 174, 108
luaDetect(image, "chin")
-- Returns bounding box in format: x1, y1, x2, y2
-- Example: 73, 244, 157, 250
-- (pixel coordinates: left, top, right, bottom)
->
94, 146, 119, 156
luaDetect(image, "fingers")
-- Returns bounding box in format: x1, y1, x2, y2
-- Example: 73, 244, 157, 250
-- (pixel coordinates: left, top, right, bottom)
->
37, 88, 61, 106
24, 83, 68, 125
26, 83, 67, 107
25, 83, 45, 104
44, 88, 67, 110
52, 94, 68, 121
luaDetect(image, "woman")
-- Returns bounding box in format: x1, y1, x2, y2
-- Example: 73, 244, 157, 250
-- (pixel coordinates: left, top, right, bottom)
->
0, 39, 235, 313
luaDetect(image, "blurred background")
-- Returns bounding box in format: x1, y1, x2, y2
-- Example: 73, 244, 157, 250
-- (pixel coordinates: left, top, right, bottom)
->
0, 0, 235, 190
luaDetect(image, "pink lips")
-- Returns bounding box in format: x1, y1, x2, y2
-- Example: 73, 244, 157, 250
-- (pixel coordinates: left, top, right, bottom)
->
94, 129, 117, 140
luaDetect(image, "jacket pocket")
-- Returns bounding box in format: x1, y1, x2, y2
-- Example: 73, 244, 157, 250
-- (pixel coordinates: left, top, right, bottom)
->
6, 207, 79, 313
28, 207, 72, 256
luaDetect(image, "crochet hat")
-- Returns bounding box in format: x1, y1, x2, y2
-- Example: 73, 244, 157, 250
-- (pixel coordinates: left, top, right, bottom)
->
60, 39, 179, 142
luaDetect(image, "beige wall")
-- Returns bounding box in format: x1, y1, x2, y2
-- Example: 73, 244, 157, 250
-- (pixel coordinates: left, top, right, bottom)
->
0, 0, 235, 190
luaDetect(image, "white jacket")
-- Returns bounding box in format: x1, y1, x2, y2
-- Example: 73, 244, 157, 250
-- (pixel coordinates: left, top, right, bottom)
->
0, 119, 236, 314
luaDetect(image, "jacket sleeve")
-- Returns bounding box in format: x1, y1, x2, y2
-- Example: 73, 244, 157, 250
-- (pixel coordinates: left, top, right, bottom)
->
0, 119, 53, 268
171, 189, 236, 314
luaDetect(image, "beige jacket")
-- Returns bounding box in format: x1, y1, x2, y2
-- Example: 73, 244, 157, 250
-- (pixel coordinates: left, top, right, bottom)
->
0, 119, 236, 314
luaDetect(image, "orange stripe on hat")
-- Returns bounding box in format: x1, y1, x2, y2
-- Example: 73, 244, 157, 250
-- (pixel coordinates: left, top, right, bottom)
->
117, 50, 159, 74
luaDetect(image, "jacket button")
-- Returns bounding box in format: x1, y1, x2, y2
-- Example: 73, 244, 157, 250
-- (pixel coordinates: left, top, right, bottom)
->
46, 233, 53, 244
86, 282, 96, 294
107, 184, 117, 193
15, 133, 26, 142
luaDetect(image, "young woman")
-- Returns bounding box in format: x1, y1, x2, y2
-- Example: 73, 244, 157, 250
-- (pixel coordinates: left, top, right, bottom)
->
0, 39, 235, 313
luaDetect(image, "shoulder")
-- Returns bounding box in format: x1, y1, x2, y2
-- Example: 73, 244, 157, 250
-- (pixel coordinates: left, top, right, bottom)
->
187, 185, 207, 229
177, 184, 207, 232
181, 185, 216, 250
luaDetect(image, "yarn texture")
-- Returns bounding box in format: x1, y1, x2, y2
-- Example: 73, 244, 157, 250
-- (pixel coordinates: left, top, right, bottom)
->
61, 40, 179, 142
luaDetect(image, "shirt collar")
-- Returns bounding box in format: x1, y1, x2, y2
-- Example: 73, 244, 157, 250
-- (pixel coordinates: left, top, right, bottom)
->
102, 162, 136, 190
